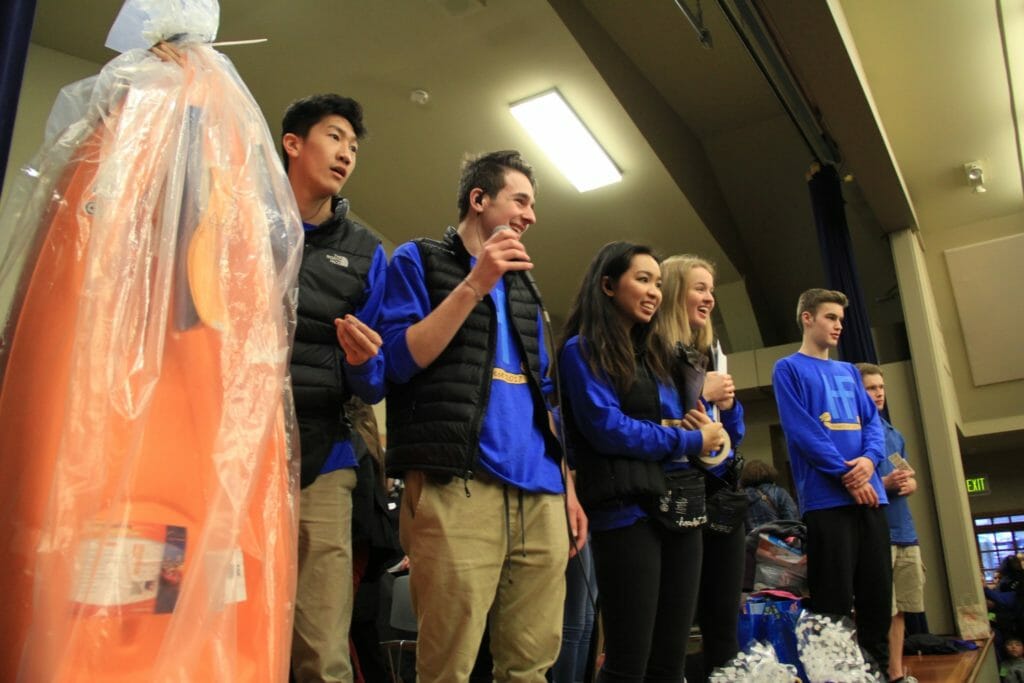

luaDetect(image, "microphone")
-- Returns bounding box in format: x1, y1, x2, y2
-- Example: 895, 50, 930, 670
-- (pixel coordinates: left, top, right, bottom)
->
492, 225, 545, 307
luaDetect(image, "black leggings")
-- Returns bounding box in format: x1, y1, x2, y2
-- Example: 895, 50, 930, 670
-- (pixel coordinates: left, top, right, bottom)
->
591, 518, 702, 683
805, 505, 892, 674
695, 523, 746, 676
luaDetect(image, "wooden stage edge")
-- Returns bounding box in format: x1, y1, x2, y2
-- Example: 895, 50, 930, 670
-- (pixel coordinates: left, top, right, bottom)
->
904, 635, 993, 683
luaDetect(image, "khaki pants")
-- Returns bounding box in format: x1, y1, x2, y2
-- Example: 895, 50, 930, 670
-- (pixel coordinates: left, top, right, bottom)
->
292, 467, 358, 683
401, 470, 567, 683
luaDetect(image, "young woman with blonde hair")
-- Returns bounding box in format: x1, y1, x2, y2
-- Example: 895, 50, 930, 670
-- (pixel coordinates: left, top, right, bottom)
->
653, 254, 748, 679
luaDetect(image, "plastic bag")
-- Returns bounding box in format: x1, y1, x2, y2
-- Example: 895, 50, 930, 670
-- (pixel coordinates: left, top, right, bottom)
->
754, 531, 808, 596
709, 640, 800, 682
738, 596, 806, 680
795, 612, 885, 682
0, 6, 302, 681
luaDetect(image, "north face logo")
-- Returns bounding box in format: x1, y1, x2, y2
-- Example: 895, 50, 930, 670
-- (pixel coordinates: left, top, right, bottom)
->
326, 254, 349, 268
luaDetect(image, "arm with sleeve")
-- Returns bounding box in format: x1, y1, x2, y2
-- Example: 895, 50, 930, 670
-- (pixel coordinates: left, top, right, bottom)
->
717, 398, 745, 449
771, 359, 849, 479
380, 242, 432, 385
856, 382, 886, 467
342, 243, 387, 404
559, 338, 702, 460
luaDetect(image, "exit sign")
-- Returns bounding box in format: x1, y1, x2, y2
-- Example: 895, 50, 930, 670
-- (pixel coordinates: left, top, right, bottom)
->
966, 475, 989, 495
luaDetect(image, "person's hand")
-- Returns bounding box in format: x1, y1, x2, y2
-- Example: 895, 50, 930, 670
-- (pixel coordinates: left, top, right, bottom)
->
699, 421, 727, 456
702, 371, 735, 409
841, 456, 875, 489
334, 314, 382, 366
463, 228, 532, 296
565, 472, 589, 558
897, 476, 917, 496
849, 482, 880, 507
882, 468, 913, 492
151, 41, 186, 66
680, 402, 712, 431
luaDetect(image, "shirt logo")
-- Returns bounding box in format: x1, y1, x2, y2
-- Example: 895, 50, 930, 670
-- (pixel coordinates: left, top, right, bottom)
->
491, 367, 527, 384
818, 370, 862, 430
326, 254, 349, 268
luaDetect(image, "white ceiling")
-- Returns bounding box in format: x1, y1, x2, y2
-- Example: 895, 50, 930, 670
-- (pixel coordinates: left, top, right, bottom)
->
24, 0, 1023, 354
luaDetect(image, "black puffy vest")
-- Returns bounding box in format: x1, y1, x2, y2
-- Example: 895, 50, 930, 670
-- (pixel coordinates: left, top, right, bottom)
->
385, 227, 557, 479
291, 198, 380, 487
565, 354, 667, 510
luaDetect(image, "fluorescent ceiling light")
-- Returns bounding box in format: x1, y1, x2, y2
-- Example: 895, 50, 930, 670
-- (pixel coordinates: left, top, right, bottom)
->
510, 89, 622, 192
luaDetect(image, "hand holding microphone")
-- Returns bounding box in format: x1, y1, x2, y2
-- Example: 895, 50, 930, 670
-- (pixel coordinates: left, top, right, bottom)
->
466, 226, 544, 305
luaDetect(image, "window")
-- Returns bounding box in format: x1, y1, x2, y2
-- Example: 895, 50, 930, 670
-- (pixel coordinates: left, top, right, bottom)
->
975, 514, 1024, 582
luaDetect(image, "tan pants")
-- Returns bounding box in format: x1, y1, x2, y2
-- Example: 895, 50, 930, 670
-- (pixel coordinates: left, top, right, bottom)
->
401, 470, 568, 683
292, 467, 358, 683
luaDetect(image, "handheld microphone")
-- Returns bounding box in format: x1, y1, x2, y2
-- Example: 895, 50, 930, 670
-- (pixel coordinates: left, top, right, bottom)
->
492, 225, 545, 307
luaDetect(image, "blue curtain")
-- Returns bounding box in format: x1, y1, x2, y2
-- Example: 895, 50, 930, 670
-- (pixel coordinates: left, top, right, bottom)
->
0, 0, 37, 200
807, 163, 879, 365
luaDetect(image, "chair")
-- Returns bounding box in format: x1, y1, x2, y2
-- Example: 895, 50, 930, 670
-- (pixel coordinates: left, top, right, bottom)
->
381, 574, 417, 683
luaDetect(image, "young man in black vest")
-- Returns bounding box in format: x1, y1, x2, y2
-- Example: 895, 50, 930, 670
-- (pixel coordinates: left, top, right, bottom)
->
380, 150, 587, 682
283, 94, 386, 683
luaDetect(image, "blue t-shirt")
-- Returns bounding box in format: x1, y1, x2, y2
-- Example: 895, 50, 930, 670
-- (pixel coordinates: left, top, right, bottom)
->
305, 221, 388, 474
877, 418, 918, 545
380, 240, 562, 494
559, 335, 705, 530
772, 352, 887, 514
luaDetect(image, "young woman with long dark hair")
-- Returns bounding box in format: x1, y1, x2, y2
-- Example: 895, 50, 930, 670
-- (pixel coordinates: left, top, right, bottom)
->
558, 242, 725, 683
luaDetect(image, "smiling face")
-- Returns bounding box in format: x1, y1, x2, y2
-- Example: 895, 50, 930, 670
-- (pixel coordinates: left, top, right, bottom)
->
284, 114, 359, 199
472, 169, 537, 237
603, 253, 663, 327
684, 266, 715, 333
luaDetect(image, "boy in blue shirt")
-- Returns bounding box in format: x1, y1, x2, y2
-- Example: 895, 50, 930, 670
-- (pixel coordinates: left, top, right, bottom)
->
282, 94, 387, 683
773, 289, 894, 678
859, 363, 924, 683
379, 150, 586, 682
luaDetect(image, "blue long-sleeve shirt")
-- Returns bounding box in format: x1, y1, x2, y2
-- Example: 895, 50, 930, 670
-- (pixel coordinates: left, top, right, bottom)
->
772, 352, 886, 514
315, 231, 388, 474
878, 418, 918, 544
379, 240, 562, 493
559, 335, 705, 530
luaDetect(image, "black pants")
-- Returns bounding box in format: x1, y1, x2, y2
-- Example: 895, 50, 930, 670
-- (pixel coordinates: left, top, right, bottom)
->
591, 518, 702, 683
694, 523, 746, 677
805, 505, 892, 674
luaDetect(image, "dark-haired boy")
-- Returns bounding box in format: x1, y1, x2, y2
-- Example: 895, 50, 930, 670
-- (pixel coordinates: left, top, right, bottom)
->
379, 150, 586, 681
772, 289, 893, 677
283, 94, 386, 683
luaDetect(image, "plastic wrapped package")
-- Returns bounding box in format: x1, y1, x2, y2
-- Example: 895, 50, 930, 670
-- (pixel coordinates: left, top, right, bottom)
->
0, 15, 302, 683
795, 612, 884, 682
709, 641, 800, 682
753, 531, 808, 596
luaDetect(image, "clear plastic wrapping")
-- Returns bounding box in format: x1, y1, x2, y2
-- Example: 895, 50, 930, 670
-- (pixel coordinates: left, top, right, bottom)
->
710, 641, 800, 682
795, 612, 885, 682
0, 21, 302, 683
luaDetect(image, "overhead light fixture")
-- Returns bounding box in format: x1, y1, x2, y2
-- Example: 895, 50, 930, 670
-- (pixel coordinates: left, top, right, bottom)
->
509, 89, 622, 192
964, 161, 987, 194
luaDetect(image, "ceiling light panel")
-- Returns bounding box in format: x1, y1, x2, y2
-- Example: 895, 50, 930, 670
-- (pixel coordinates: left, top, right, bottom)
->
510, 89, 622, 192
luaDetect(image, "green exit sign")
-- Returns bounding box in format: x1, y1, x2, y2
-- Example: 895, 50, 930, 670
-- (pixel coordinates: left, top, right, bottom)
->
966, 475, 989, 495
